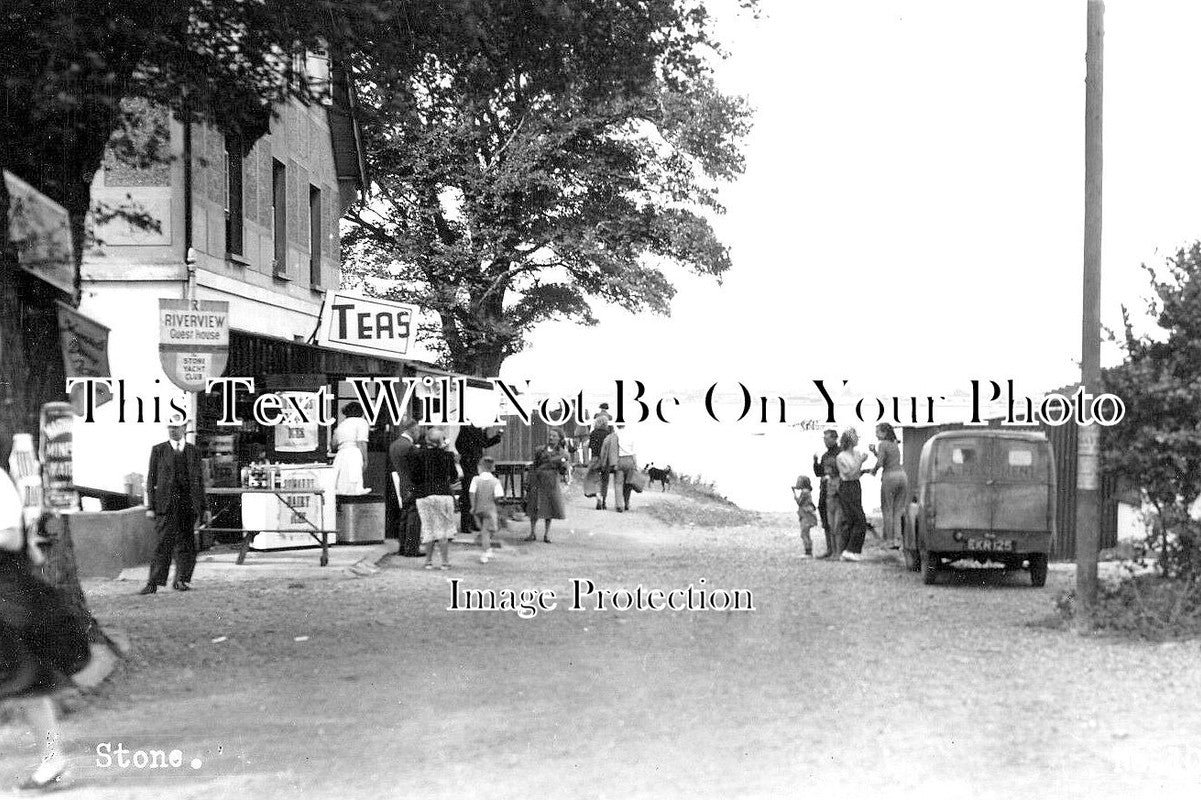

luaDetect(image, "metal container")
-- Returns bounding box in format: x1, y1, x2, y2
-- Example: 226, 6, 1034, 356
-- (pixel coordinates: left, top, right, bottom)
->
336, 494, 385, 543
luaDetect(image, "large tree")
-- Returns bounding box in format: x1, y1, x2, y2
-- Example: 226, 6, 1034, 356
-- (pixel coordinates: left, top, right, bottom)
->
342, 0, 753, 376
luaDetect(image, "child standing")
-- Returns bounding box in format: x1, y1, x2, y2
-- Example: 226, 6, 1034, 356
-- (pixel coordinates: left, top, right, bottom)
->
791, 475, 819, 558
469, 456, 504, 563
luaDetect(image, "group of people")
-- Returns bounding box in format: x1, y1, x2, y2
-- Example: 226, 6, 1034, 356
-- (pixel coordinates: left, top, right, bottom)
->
386, 416, 581, 568
388, 419, 492, 570
581, 403, 647, 512
792, 423, 908, 561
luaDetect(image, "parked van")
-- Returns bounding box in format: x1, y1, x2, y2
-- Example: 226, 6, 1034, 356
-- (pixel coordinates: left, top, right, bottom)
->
901, 430, 1056, 587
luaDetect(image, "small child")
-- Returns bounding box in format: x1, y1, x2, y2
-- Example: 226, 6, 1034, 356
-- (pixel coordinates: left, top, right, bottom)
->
792, 475, 819, 558
469, 456, 504, 563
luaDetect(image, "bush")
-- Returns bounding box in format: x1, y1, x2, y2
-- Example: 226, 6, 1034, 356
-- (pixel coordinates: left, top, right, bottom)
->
669, 473, 741, 508
1055, 566, 1201, 640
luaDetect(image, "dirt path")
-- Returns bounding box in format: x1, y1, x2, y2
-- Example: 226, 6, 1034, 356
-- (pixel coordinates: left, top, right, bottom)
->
2, 485, 1199, 799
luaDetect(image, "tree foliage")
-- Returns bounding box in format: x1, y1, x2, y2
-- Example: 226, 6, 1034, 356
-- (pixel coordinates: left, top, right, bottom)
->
1104, 243, 1201, 579
342, 0, 754, 376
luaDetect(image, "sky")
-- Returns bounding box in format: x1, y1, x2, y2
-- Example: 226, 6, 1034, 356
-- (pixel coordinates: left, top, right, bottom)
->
492, 0, 1201, 403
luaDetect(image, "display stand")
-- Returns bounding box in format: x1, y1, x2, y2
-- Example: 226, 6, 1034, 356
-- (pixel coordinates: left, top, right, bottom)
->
200, 487, 335, 566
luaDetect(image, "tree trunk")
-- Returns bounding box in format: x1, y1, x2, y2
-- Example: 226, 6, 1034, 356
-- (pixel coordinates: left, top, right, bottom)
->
473, 348, 507, 379
1, 168, 100, 641
445, 339, 509, 378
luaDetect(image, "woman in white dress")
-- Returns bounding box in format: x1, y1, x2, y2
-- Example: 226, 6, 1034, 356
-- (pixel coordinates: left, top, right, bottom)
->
332, 402, 370, 494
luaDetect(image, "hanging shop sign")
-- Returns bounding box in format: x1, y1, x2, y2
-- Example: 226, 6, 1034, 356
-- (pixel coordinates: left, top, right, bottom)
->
56, 302, 113, 415
159, 299, 230, 392
315, 290, 418, 358
39, 402, 79, 511
274, 391, 321, 453
3, 170, 76, 298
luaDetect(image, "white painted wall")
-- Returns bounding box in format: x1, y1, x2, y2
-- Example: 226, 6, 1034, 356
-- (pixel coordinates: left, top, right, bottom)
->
74, 275, 321, 493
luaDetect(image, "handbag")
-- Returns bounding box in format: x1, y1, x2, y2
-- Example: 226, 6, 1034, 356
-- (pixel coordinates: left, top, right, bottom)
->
627, 467, 649, 494
26, 577, 92, 676
0, 623, 40, 696
1, 505, 92, 678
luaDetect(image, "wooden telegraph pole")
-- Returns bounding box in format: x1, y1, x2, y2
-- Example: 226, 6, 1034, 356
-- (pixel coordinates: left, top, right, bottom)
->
1076, 0, 1104, 615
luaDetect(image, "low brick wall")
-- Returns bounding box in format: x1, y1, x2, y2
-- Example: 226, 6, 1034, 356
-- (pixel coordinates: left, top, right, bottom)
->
69, 506, 157, 579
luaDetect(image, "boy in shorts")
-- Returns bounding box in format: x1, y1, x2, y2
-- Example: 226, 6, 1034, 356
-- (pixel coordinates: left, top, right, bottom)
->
469, 456, 504, 563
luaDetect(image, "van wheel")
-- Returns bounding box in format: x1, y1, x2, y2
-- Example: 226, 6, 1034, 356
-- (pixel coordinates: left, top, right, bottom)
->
1029, 554, 1048, 587
903, 517, 922, 572
921, 552, 939, 585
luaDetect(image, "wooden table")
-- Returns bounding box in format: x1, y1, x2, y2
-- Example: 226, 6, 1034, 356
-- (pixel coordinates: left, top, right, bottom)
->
200, 487, 335, 566
492, 460, 531, 509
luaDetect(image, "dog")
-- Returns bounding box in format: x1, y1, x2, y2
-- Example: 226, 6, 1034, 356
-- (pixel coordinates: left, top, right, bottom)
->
644, 463, 673, 491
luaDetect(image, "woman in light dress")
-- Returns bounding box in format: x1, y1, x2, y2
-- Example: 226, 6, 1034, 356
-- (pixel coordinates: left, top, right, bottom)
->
332, 402, 370, 494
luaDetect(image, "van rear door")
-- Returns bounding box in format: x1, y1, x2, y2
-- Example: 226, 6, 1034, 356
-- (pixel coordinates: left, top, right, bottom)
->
990, 438, 1051, 532
929, 436, 991, 530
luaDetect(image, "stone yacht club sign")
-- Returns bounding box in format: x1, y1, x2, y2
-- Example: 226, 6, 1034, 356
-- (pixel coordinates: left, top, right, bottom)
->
159, 299, 230, 392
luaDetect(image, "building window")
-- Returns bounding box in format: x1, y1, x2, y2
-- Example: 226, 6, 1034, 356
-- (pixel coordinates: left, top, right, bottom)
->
309, 185, 322, 287
225, 137, 244, 257
272, 158, 287, 276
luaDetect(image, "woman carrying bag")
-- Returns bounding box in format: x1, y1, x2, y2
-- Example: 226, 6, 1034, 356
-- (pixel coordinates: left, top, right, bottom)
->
1, 471, 91, 791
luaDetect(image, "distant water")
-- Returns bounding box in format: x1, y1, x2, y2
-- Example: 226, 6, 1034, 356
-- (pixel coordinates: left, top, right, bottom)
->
626, 403, 885, 514
623, 397, 990, 513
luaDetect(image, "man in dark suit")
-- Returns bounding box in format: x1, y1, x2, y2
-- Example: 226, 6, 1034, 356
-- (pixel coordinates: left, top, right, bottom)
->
454, 423, 503, 533
812, 429, 841, 559
388, 419, 423, 556
141, 419, 207, 594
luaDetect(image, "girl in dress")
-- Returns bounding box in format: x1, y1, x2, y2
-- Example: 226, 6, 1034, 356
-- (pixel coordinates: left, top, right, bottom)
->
331, 402, 370, 494
791, 475, 819, 558
525, 429, 570, 543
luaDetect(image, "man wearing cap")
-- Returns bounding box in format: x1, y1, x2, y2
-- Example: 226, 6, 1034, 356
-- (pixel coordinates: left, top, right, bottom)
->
141, 418, 207, 594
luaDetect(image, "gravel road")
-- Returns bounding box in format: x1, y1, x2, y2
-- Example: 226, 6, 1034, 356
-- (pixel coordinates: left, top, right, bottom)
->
2, 485, 1199, 799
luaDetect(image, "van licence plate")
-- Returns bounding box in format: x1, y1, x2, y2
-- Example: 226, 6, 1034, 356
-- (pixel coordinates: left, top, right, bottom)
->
966, 537, 1014, 552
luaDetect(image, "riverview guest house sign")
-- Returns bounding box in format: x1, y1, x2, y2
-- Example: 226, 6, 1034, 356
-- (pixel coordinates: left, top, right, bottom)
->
316, 290, 418, 358
159, 299, 230, 392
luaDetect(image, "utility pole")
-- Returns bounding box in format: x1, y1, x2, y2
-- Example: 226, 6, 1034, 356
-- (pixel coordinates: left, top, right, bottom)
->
1076, 0, 1104, 616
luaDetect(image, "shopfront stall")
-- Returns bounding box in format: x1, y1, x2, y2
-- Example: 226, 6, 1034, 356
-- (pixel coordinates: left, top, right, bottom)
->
194, 331, 404, 558
192, 329, 507, 558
